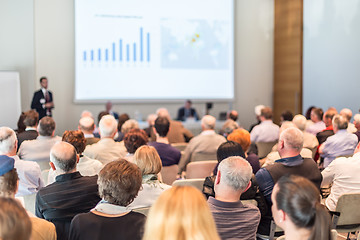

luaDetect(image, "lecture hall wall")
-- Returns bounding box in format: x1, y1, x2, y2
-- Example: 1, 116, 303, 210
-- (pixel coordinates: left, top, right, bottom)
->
0, 0, 274, 135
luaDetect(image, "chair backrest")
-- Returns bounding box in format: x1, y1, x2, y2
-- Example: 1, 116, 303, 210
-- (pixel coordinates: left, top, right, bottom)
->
171, 143, 188, 152
333, 193, 360, 227
192, 152, 217, 162
133, 207, 151, 217
186, 160, 218, 179
172, 178, 205, 191
23, 193, 37, 215
41, 169, 50, 186
160, 165, 179, 185
256, 141, 278, 159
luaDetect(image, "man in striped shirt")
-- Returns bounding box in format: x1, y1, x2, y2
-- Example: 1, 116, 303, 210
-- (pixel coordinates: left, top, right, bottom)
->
35, 142, 101, 240
208, 156, 260, 240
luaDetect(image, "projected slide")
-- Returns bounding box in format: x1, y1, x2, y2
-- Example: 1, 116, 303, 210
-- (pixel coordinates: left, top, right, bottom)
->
75, 0, 234, 101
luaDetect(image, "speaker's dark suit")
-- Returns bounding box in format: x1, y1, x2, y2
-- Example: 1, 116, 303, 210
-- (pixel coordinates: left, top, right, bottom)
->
31, 89, 53, 119
176, 107, 199, 121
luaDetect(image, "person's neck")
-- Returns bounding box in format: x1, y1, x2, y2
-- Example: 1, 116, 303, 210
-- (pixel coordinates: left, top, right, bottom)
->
279, 151, 300, 159
215, 189, 241, 202
156, 136, 169, 144
284, 224, 311, 240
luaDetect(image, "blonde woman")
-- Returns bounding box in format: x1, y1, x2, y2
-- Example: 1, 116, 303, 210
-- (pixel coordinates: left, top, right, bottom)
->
143, 186, 220, 240
128, 145, 171, 209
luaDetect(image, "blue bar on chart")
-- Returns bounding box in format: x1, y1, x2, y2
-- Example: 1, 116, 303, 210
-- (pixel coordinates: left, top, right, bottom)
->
126, 44, 130, 62
112, 43, 115, 61
133, 43, 136, 61
147, 32, 150, 62
119, 39, 123, 62
83, 51, 86, 61
98, 49, 101, 61
91, 50, 94, 61
105, 49, 108, 62
140, 28, 143, 62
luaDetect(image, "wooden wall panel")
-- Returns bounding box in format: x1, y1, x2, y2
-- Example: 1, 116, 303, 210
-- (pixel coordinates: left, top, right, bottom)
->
273, 0, 303, 124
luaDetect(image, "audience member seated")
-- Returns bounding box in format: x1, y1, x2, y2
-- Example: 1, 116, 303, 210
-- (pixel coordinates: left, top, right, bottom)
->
69, 160, 146, 240
316, 108, 337, 145
319, 114, 358, 168
178, 115, 226, 175
272, 175, 331, 240
292, 114, 319, 152
78, 116, 99, 146
219, 119, 239, 138
148, 117, 181, 166
227, 110, 239, 122
143, 113, 157, 139
0, 197, 32, 240
306, 107, 326, 135
48, 130, 103, 185
123, 129, 148, 162
17, 110, 39, 149
36, 142, 101, 240
321, 142, 360, 211
262, 122, 314, 167
280, 110, 293, 124
129, 146, 171, 209
176, 99, 199, 121
208, 156, 260, 240
0, 127, 43, 196
250, 106, 279, 143
18, 116, 61, 166
142, 186, 221, 240
105, 101, 119, 120
354, 113, 360, 142
0, 155, 56, 240
340, 108, 357, 133
249, 105, 264, 132
255, 127, 322, 235
115, 113, 130, 141
83, 115, 126, 165
15, 111, 26, 134
202, 141, 267, 217
227, 128, 260, 174
156, 108, 193, 143
93, 111, 109, 138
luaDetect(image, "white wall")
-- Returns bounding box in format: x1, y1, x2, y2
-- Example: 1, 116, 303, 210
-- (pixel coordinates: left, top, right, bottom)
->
1, 0, 274, 134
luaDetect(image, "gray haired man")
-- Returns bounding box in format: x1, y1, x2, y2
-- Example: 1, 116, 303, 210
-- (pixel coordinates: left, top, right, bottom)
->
208, 156, 261, 240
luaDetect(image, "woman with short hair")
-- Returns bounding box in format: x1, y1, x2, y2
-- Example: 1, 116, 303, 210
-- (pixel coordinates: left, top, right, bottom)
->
129, 145, 171, 209
142, 186, 220, 240
69, 159, 145, 240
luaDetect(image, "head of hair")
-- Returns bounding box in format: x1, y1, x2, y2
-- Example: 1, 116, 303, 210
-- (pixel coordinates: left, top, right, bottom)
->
292, 114, 307, 131
142, 186, 220, 240
0, 197, 32, 240
340, 108, 353, 122
354, 114, 360, 125
305, 106, 316, 120
50, 142, 77, 173
255, 105, 265, 116
117, 113, 130, 131
217, 141, 245, 162
332, 114, 348, 130
261, 107, 273, 120
324, 109, 337, 121
99, 115, 117, 137
281, 110, 294, 122
218, 156, 252, 191
62, 130, 86, 154
38, 116, 55, 136
121, 119, 139, 134
98, 159, 142, 206
201, 115, 216, 130
123, 129, 148, 154
311, 108, 323, 122
227, 129, 251, 152
79, 117, 95, 132
23, 110, 39, 127
39, 76, 47, 83
0, 127, 17, 154
156, 108, 171, 120
228, 110, 238, 121
97, 111, 109, 125
0, 169, 18, 197
279, 127, 304, 152
16, 112, 26, 134
133, 145, 162, 175
80, 110, 93, 119
280, 121, 297, 133
154, 117, 170, 137
221, 119, 239, 136
273, 175, 331, 240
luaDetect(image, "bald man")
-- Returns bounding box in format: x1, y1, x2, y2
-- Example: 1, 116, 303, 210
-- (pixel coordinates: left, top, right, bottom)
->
78, 116, 100, 146
35, 142, 101, 240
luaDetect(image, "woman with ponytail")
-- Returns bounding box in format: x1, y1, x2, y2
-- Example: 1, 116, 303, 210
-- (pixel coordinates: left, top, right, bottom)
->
271, 175, 332, 240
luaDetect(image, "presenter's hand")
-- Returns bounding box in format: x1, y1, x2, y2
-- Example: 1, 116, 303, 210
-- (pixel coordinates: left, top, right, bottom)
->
45, 102, 54, 108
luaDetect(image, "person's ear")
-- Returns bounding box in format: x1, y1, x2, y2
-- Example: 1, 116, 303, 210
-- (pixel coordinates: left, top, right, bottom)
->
243, 181, 252, 192
215, 170, 221, 185
76, 155, 80, 164
49, 162, 56, 171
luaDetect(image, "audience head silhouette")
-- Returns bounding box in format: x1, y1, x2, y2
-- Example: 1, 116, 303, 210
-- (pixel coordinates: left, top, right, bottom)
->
201, 115, 216, 130
99, 115, 117, 138
50, 141, 78, 174
38, 116, 55, 136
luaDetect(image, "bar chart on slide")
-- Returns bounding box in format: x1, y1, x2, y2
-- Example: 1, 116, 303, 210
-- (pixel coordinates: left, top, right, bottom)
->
82, 27, 150, 64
